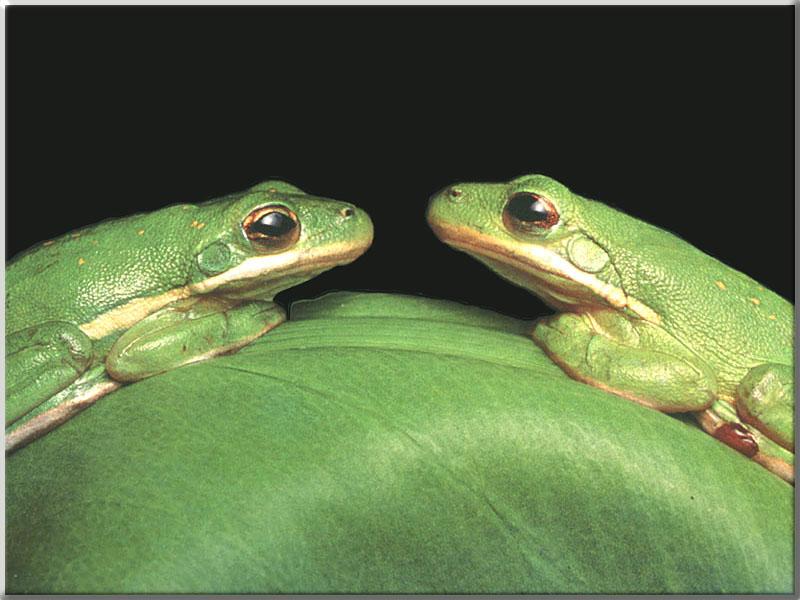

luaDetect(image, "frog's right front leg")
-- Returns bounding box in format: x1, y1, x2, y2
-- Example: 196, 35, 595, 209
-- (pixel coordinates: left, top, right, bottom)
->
105, 297, 285, 381
532, 309, 718, 412
533, 310, 794, 483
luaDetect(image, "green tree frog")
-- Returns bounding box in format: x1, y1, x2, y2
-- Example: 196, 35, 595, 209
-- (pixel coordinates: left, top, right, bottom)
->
6, 181, 373, 452
427, 174, 793, 483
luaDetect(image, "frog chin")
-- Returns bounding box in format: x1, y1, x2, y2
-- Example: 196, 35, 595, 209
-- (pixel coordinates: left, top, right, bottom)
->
213, 269, 329, 302
476, 255, 612, 313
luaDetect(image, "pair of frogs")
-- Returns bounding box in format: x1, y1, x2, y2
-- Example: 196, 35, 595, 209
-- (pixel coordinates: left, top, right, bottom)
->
6, 176, 794, 483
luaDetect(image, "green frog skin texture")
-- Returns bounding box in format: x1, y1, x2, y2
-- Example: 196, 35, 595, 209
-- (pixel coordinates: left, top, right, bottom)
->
427, 174, 793, 483
6, 180, 373, 452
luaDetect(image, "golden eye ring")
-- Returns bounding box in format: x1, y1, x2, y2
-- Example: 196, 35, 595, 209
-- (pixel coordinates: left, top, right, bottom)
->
242, 205, 301, 250
503, 192, 559, 231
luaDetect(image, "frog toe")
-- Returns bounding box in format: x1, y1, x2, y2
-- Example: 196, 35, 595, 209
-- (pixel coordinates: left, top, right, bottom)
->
6, 322, 94, 425
737, 364, 793, 451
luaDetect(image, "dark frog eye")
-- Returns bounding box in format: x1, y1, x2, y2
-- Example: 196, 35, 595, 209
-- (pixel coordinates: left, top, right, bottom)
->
503, 192, 559, 231
243, 205, 301, 250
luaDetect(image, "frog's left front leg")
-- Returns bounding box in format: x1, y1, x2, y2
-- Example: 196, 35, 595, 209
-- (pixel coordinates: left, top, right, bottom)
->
106, 297, 285, 381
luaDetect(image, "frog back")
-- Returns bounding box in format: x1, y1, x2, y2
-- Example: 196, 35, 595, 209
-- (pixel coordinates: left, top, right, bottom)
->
6, 205, 204, 335
578, 198, 792, 380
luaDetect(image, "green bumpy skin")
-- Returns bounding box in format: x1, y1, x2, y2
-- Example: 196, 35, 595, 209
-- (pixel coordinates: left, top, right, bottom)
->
427, 174, 793, 483
6, 180, 374, 451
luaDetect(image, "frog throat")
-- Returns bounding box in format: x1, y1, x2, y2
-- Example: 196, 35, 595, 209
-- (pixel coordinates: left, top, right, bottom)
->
78, 241, 366, 340
432, 222, 661, 325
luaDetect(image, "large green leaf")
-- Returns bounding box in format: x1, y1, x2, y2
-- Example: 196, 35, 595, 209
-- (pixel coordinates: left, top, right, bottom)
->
6, 293, 793, 593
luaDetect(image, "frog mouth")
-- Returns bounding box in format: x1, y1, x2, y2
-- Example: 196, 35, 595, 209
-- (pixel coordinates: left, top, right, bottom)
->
430, 221, 660, 324
195, 238, 373, 298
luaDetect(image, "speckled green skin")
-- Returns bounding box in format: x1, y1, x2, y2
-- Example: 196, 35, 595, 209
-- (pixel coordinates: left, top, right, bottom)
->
6, 180, 373, 442
428, 174, 793, 481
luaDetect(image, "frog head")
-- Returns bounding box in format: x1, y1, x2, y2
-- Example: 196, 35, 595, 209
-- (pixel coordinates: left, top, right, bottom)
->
427, 174, 645, 317
189, 180, 374, 301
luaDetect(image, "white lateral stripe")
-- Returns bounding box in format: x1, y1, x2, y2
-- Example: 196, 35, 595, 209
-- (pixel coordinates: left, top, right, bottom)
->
80, 288, 190, 340
79, 242, 361, 340
436, 224, 661, 325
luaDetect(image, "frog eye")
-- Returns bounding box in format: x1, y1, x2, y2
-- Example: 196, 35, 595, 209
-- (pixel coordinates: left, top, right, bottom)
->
243, 205, 301, 250
503, 192, 559, 231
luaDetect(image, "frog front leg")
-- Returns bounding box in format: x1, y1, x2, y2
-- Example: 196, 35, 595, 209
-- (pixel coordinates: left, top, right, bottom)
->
533, 310, 795, 482
106, 296, 285, 381
532, 309, 717, 412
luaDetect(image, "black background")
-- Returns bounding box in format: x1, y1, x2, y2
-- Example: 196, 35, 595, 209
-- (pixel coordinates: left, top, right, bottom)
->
7, 6, 794, 320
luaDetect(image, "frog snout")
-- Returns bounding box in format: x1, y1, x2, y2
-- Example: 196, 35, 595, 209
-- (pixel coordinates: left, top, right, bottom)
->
339, 203, 374, 243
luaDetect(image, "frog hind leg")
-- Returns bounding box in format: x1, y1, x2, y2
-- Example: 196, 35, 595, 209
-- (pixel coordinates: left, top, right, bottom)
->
6, 321, 94, 425
106, 298, 285, 382
696, 399, 794, 484
531, 310, 717, 412
736, 363, 793, 451
6, 366, 120, 453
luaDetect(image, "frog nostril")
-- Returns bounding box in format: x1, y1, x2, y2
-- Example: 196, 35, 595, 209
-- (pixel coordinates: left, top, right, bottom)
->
340, 206, 355, 218
448, 187, 463, 199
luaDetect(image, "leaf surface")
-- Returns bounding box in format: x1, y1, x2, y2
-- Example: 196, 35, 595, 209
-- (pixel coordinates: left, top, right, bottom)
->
6, 293, 793, 593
